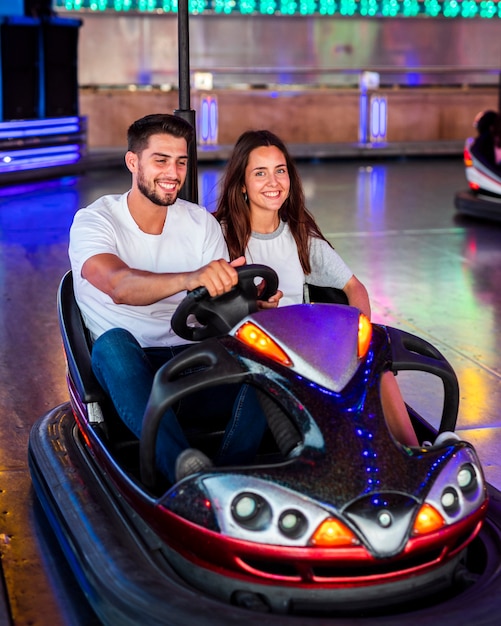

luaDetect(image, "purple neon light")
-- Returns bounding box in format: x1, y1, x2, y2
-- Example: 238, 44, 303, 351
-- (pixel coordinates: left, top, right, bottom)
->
0, 154, 81, 173
0, 117, 80, 130
0, 144, 82, 173
370, 97, 387, 142
0, 124, 81, 140
0, 118, 86, 175
1, 144, 81, 160
0, 117, 83, 140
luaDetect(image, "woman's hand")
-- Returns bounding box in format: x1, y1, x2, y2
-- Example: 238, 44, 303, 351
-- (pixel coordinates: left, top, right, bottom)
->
258, 289, 283, 309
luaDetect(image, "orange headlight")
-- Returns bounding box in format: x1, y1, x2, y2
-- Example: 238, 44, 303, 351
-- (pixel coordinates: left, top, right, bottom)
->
235, 322, 293, 366
310, 518, 359, 547
412, 503, 445, 535
358, 314, 372, 358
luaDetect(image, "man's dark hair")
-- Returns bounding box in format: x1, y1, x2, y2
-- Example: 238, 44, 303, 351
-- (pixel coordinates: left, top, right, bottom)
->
127, 113, 194, 154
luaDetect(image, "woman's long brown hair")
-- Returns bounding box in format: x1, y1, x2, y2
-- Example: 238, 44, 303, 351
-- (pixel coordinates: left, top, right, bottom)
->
214, 130, 330, 274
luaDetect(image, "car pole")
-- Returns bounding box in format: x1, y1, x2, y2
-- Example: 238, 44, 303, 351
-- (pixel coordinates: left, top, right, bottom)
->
498, 69, 501, 113
175, 0, 198, 204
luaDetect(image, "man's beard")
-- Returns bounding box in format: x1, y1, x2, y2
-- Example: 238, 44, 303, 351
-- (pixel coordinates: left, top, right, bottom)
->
137, 172, 179, 207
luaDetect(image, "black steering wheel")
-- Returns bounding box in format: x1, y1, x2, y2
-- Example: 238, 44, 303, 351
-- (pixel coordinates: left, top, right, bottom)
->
171, 264, 279, 341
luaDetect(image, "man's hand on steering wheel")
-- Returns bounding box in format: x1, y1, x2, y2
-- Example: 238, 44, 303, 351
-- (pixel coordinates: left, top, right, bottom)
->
184, 257, 246, 297
171, 263, 280, 341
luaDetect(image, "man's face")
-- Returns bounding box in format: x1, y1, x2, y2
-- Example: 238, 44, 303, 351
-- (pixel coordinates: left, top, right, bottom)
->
131, 134, 189, 207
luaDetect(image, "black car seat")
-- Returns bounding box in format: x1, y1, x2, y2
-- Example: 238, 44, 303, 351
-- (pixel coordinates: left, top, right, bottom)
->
57, 271, 140, 464
304, 283, 349, 305
57, 270, 105, 404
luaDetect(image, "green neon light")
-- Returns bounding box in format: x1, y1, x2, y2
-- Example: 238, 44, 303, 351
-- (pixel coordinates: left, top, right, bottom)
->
54, 0, 501, 16
402, 0, 420, 14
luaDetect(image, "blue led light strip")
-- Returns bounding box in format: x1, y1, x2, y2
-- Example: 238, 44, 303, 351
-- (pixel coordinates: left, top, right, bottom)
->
0, 124, 81, 140
0, 117, 81, 130
0, 144, 82, 172
0, 117, 86, 174
0, 144, 81, 160
0, 117, 82, 139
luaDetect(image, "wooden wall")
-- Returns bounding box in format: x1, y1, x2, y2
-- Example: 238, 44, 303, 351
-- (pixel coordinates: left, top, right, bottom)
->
80, 86, 498, 148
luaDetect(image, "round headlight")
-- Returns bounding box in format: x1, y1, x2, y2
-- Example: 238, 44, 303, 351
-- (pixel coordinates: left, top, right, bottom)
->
234, 495, 258, 520
378, 510, 392, 528
458, 463, 478, 494
278, 509, 308, 539
441, 487, 460, 515
231, 492, 271, 530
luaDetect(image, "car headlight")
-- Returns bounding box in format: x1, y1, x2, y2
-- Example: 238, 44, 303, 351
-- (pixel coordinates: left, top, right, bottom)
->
231, 492, 272, 530
278, 509, 308, 539
413, 447, 486, 534
457, 463, 478, 494
440, 487, 460, 515
203, 475, 341, 546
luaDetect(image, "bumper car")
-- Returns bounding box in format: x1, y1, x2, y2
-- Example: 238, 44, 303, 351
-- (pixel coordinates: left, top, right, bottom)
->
29, 267, 493, 625
454, 110, 501, 221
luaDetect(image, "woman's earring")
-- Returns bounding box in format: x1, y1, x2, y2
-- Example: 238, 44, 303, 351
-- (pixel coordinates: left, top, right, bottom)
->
243, 192, 248, 203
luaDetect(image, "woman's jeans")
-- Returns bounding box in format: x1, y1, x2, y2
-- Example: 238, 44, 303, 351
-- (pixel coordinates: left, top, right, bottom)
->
91, 328, 268, 483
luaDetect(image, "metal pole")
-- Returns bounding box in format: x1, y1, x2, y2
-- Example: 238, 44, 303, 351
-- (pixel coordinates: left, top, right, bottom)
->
498, 70, 501, 113
174, 0, 198, 204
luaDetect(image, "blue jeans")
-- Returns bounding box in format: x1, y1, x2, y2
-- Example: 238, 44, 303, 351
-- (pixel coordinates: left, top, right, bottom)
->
91, 328, 268, 483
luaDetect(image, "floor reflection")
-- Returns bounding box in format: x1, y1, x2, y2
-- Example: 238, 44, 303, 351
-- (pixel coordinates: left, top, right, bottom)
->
0, 156, 500, 624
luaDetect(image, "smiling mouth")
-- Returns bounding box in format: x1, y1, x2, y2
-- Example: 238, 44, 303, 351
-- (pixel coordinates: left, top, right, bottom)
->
157, 180, 178, 192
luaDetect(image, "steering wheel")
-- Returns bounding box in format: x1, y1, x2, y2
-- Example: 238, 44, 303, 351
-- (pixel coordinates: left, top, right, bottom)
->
171, 264, 279, 341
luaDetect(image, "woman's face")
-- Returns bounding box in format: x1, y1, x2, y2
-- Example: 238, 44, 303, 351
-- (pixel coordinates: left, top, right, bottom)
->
243, 145, 290, 219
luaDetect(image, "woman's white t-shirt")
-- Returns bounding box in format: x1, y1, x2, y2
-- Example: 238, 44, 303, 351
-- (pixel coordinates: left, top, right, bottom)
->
245, 221, 353, 307
69, 192, 228, 347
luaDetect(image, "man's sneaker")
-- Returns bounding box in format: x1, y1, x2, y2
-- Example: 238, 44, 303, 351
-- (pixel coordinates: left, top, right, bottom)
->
175, 448, 213, 482
433, 431, 461, 447
421, 431, 461, 449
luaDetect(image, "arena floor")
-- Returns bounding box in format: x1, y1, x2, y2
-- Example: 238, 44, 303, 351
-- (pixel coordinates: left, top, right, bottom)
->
0, 153, 500, 624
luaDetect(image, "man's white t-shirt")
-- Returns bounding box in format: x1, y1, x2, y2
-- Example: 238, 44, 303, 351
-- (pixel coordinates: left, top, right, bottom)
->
245, 221, 353, 307
69, 192, 228, 347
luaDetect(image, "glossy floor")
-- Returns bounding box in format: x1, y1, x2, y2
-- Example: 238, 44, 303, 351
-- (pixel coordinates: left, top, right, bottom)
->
0, 156, 500, 624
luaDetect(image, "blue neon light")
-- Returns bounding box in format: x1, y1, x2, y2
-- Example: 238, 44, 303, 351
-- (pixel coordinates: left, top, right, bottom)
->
0, 155, 81, 173
0, 117, 86, 175
0, 144, 82, 173
199, 95, 218, 144
0, 117, 83, 141
0, 124, 81, 140
0, 117, 81, 130
209, 99, 218, 141
369, 96, 387, 142
1, 144, 81, 160
200, 99, 210, 142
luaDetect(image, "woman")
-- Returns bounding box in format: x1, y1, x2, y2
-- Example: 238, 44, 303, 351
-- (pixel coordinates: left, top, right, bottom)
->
215, 129, 418, 447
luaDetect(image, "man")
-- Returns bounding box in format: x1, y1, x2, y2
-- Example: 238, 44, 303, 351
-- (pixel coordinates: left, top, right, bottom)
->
69, 113, 278, 484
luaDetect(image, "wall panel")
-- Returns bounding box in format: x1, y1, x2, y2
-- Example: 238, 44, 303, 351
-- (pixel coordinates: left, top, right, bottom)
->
71, 13, 500, 148
72, 14, 501, 88
80, 86, 497, 148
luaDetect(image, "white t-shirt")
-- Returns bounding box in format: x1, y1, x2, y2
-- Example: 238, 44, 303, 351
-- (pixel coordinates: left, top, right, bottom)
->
69, 192, 228, 347
245, 221, 353, 307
